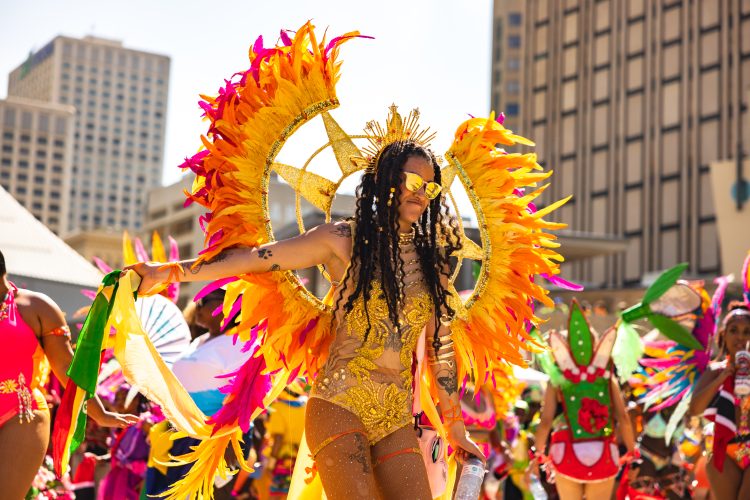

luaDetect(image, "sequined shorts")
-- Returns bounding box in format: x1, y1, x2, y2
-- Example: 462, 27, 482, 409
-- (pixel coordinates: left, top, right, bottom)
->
311, 368, 413, 444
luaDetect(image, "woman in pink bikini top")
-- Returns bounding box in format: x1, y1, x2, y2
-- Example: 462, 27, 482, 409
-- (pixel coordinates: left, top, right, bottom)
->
461, 385, 498, 459
0, 250, 137, 499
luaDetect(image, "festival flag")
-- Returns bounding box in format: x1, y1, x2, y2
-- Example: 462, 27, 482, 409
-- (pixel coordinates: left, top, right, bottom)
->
52, 271, 121, 476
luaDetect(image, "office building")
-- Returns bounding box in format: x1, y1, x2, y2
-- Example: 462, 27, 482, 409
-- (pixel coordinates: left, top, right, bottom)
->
0, 97, 74, 234
8, 35, 170, 234
492, 0, 749, 287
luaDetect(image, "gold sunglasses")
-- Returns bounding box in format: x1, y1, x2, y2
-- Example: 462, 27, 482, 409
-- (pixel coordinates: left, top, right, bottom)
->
403, 172, 442, 200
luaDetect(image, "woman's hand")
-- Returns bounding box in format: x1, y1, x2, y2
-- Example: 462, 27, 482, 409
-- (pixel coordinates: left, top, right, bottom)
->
89, 407, 139, 428
447, 421, 487, 464
121, 262, 174, 295
86, 396, 139, 428
718, 358, 736, 383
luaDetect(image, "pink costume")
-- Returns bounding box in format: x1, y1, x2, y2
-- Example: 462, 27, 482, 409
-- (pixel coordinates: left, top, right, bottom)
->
0, 283, 64, 426
461, 388, 497, 458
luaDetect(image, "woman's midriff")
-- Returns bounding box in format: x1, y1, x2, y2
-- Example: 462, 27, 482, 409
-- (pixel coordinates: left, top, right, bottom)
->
311, 275, 433, 444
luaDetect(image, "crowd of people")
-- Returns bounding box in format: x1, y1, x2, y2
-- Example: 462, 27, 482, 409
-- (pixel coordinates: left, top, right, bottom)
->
2, 22, 749, 500
5, 243, 750, 500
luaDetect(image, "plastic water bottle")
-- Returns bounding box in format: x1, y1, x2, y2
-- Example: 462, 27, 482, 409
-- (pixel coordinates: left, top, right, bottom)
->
455, 456, 485, 500
529, 474, 548, 499
735, 343, 750, 397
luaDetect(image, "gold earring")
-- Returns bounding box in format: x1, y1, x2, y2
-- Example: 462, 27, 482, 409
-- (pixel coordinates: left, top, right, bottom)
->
387, 187, 395, 207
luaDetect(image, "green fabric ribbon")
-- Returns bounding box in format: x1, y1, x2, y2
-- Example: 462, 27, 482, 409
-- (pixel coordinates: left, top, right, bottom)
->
66, 270, 121, 395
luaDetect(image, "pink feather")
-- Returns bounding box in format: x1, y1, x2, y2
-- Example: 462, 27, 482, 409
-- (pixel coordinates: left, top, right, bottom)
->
133, 238, 149, 262
540, 273, 584, 292
92, 257, 113, 274
194, 277, 238, 303
208, 340, 271, 434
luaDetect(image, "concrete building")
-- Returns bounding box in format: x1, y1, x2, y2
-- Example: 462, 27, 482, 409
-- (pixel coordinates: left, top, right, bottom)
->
491, 0, 750, 288
710, 158, 750, 278
0, 97, 74, 235
64, 229, 124, 269
7, 35, 170, 235
490, 0, 525, 132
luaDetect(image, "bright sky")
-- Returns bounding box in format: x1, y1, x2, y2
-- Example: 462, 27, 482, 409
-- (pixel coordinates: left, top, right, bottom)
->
1, 0, 493, 213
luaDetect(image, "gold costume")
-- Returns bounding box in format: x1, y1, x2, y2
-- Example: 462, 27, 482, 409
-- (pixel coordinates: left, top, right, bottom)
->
311, 237, 433, 444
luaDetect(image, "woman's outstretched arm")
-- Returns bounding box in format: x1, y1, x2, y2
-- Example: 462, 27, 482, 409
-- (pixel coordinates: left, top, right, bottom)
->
126, 221, 351, 294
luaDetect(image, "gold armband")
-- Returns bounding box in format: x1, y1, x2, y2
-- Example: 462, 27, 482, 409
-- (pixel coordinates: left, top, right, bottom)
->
428, 329, 455, 367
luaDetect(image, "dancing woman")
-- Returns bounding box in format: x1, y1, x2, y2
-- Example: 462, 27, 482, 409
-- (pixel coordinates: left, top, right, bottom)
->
131, 139, 483, 498
534, 302, 636, 500
0, 250, 136, 499
96, 23, 570, 500
689, 301, 750, 499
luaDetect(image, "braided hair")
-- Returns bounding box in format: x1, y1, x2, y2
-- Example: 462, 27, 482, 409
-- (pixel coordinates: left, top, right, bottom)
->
333, 140, 463, 342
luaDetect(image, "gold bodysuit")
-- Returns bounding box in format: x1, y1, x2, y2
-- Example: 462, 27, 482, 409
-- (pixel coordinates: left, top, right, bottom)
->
310, 242, 434, 444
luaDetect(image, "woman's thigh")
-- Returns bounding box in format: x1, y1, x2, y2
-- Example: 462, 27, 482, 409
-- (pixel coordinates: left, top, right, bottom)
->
583, 476, 615, 498
304, 398, 379, 500
706, 456, 741, 500
0, 409, 50, 500
370, 425, 432, 500
554, 474, 585, 500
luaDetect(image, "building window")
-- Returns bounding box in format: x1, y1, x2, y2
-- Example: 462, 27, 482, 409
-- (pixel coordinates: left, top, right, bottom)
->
506, 103, 520, 116
508, 35, 521, 48
507, 58, 521, 70
508, 13, 522, 26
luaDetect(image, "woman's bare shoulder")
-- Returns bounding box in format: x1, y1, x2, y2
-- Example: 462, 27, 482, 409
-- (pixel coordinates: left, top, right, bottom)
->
15, 288, 57, 311
14, 289, 66, 331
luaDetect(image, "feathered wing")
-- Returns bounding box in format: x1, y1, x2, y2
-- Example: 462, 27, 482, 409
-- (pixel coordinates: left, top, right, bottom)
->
444, 116, 569, 386
180, 22, 364, 383
102, 24, 363, 500
637, 282, 720, 444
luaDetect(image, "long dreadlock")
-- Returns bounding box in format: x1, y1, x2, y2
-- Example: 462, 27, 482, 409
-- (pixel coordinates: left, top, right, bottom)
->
333, 140, 463, 342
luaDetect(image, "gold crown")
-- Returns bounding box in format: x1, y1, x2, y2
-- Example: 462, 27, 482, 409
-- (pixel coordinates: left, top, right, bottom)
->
357, 104, 436, 172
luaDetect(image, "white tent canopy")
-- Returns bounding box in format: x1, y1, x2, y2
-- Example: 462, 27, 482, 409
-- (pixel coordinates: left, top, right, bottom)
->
0, 186, 101, 287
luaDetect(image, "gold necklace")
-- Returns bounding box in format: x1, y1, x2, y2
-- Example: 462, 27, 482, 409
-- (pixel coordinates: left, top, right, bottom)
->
0, 292, 9, 322
398, 228, 415, 246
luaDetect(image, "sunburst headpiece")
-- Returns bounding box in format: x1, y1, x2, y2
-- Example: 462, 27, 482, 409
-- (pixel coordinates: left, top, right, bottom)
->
359, 104, 437, 172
